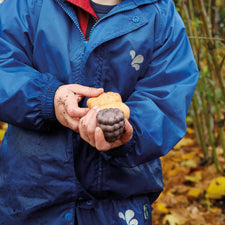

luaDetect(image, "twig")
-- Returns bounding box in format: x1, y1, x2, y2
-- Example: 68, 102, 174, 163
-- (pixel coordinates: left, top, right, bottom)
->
188, 36, 225, 42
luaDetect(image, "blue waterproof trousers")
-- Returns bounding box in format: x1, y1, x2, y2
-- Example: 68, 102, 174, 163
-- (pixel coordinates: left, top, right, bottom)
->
74, 196, 153, 225
5, 195, 153, 225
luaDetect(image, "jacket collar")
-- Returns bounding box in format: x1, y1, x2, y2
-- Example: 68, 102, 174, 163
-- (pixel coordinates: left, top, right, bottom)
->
66, 0, 159, 11
66, 0, 97, 18
132, 0, 158, 5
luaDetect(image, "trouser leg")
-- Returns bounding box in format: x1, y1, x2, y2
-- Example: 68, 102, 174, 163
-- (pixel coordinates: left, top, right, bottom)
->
75, 195, 153, 225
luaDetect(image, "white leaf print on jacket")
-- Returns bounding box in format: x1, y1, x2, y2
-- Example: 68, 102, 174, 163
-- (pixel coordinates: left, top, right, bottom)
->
130, 50, 144, 71
118, 209, 139, 225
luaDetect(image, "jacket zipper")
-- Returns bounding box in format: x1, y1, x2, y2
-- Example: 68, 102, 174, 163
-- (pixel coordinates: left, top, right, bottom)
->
56, 0, 87, 49
55, 0, 137, 197
56, 1, 136, 49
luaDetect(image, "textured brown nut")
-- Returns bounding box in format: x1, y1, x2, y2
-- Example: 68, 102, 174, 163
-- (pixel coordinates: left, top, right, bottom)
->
96, 108, 125, 142
97, 121, 124, 132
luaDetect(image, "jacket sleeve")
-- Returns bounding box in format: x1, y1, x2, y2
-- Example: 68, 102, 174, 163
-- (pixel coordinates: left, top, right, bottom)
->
101, 1, 199, 167
0, 0, 63, 131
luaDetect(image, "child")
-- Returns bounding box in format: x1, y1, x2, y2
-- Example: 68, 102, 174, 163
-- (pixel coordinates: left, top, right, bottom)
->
0, 0, 199, 224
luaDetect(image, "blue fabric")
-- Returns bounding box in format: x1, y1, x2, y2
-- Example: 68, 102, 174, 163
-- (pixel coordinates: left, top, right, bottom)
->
90, 0, 115, 19
86, 1, 115, 39
75, 196, 153, 225
0, 0, 199, 223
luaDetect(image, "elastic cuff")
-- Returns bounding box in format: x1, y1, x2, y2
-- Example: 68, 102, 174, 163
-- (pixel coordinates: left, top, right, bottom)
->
40, 77, 64, 121
100, 134, 136, 166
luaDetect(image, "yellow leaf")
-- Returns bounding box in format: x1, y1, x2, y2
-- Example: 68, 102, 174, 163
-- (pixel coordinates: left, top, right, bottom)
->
187, 187, 202, 200
186, 127, 195, 134
210, 207, 222, 213
173, 138, 195, 150
0, 129, 6, 140
163, 214, 180, 225
156, 202, 169, 214
167, 167, 183, 177
181, 160, 198, 167
2, 123, 8, 130
216, 146, 223, 155
185, 171, 202, 183
182, 151, 197, 160
185, 176, 201, 183
186, 117, 193, 125
205, 176, 225, 199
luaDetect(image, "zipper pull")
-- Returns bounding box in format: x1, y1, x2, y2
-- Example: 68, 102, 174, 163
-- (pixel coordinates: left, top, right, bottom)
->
83, 40, 88, 48
82, 40, 88, 56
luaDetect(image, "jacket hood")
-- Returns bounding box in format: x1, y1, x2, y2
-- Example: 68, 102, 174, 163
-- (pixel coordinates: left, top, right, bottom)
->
133, 0, 159, 5
65, 0, 159, 9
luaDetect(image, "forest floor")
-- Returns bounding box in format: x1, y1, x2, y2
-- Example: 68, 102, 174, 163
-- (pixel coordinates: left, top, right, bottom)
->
1, 122, 225, 225
152, 126, 225, 225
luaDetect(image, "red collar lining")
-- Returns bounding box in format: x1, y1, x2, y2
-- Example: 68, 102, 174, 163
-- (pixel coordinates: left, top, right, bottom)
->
66, 0, 98, 39
66, 0, 98, 19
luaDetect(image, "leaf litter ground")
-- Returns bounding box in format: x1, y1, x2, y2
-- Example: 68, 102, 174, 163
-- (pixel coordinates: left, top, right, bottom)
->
152, 127, 225, 225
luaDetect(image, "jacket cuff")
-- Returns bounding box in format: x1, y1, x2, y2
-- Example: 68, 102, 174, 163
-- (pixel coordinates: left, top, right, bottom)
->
100, 133, 137, 167
40, 77, 64, 122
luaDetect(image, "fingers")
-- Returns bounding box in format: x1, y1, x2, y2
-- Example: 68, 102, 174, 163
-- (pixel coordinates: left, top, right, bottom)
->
70, 84, 104, 98
78, 108, 133, 151
63, 92, 89, 118
66, 85, 103, 117
94, 127, 114, 151
54, 84, 133, 150
95, 119, 133, 151
54, 102, 81, 132
79, 106, 101, 147
54, 84, 103, 132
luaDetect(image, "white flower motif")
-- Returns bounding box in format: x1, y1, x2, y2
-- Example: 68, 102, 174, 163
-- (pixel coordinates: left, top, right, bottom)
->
130, 50, 144, 71
118, 209, 139, 225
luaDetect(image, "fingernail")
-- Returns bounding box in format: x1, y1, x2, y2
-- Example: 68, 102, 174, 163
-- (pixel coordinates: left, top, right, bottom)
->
93, 105, 101, 111
96, 127, 102, 134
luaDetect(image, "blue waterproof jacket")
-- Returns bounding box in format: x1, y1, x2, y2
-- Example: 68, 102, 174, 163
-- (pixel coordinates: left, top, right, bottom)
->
0, 0, 198, 224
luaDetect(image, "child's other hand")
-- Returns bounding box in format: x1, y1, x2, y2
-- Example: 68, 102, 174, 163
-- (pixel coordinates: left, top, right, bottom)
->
79, 108, 133, 150
54, 84, 103, 132
95, 118, 133, 151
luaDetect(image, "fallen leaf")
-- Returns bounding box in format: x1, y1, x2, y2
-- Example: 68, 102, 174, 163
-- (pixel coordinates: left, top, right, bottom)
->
2, 123, 7, 129
185, 171, 202, 183
169, 185, 189, 195
173, 137, 195, 150
182, 151, 198, 160
156, 202, 169, 214
186, 127, 195, 134
187, 187, 202, 200
205, 176, 225, 199
162, 214, 180, 225
167, 167, 183, 177
0, 129, 6, 141
181, 160, 198, 167
186, 117, 193, 126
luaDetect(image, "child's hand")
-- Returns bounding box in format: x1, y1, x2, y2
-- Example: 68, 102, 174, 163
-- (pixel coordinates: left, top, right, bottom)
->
79, 107, 133, 151
95, 118, 133, 151
54, 84, 103, 132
